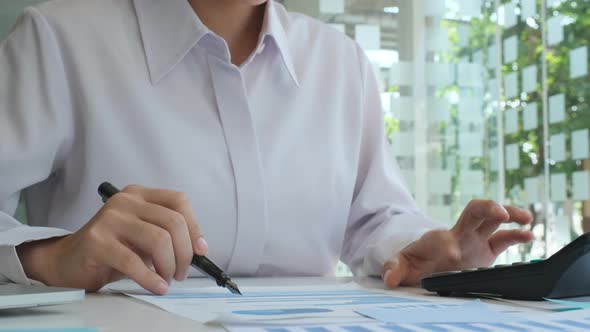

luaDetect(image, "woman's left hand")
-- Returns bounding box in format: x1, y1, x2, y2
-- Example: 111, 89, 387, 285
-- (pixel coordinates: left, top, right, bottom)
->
382, 199, 534, 288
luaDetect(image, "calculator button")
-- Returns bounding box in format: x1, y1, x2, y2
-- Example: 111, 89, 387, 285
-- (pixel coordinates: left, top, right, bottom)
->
530, 259, 544, 263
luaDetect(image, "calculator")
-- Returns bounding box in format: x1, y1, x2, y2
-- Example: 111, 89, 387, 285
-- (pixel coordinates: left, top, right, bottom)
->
421, 232, 590, 300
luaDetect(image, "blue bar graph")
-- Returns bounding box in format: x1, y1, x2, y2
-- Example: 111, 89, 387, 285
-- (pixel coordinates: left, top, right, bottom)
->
521, 321, 565, 331
380, 325, 416, 332
484, 323, 529, 332
305, 327, 332, 332
556, 319, 590, 329
341, 325, 374, 332
450, 323, 489, 331
418, 324, 448, 332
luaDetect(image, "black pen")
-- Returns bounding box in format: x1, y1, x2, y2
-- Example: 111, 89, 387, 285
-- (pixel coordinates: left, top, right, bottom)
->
97, 182, 242, 295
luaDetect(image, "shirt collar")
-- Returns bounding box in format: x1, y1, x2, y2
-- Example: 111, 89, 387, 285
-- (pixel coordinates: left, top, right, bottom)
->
133, 0, 299, 86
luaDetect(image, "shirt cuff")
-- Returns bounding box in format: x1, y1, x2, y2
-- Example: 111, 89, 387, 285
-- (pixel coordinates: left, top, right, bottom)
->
360, 213, 446, 277
0, 227, 71, 284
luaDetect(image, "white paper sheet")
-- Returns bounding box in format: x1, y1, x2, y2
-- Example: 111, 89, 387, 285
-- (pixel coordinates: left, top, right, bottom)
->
573, 171, 590, 200
548, 15, 564, 46
116, 283, 466, 326
223, 308, 590, 332
504, 72, 518, 99
550, 133, 566, 162
356, 300, 517, 324
570, 46, 588, 79
319, 0, 344, 14
522, 64, 537, 93
549, 93, 566, 124
550, 173, 567, 202
355, 24, 380, 50
524, 177, 540, 203
503, 35, 518, 64
523, 102, 538, 130
572, 129, 590, 160
504, 108, 519, 134
521, 0, 537, 19
505, 144, 520, 170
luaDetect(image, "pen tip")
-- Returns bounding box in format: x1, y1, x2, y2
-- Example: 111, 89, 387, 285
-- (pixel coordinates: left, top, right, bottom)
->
226, 280, 242, 296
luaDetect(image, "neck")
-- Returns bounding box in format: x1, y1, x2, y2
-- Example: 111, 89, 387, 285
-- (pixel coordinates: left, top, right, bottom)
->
189, 0, 267, 65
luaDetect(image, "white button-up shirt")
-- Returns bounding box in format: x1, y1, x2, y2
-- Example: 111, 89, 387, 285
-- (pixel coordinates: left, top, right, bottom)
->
0, 0, 441, 284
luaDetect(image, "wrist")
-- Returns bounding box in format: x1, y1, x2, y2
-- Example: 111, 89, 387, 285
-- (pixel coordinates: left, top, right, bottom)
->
16, 237, 63, 285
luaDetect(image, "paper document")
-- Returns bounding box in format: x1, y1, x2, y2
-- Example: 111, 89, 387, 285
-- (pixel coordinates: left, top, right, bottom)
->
355, 300, 518, 324
115, 283, 455, 325
225, 308, 590, 332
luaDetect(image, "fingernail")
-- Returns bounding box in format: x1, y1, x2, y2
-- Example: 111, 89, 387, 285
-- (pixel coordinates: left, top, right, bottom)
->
383, 269, 392, 283
156, 281, 169, 295
497, 204, 508, 214
196, 237, 208, 255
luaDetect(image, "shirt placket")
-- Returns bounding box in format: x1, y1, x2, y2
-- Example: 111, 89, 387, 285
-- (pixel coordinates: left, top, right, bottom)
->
206, 52, 268, 275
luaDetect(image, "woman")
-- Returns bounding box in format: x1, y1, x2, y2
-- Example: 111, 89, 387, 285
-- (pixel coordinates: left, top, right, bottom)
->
0, 0, 533, 295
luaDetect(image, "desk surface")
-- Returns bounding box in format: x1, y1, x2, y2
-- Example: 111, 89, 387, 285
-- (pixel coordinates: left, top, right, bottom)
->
0, 277, 547, 332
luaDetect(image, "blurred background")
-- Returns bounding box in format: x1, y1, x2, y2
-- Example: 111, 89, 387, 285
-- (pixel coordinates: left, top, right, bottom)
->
2, 0, 589, 274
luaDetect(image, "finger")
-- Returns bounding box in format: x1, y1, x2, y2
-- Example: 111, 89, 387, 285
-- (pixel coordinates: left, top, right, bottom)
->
137, 204, 193, 281
382, 257, 408, 288
383, 230, 461, 287
102, 240, 169, 295
124, 185, 207, 255
477, 205, 533, 237
489, 229, 534, 256
455, 200, 509, 234
119, 195, 193, 281
110, 216, 177, 283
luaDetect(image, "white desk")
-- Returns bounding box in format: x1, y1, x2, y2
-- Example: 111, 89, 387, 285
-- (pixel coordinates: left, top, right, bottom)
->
0, 277, 545, 331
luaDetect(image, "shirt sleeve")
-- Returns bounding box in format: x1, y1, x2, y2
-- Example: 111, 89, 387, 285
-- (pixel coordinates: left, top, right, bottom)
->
0, 7, 74, 284
340, 45, 446, 277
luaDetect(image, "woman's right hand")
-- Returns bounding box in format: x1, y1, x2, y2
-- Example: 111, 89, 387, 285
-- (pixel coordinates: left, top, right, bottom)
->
16, 185, 207, 295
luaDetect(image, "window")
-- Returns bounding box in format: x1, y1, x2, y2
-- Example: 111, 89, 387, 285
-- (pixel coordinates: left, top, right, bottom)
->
285, 0, 590, 265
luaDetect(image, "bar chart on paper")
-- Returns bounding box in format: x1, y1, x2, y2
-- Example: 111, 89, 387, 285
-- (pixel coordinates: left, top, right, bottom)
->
225, 314, 590, 332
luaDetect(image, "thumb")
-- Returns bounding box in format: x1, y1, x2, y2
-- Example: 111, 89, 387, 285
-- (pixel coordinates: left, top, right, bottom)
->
382, 256, 409, 288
